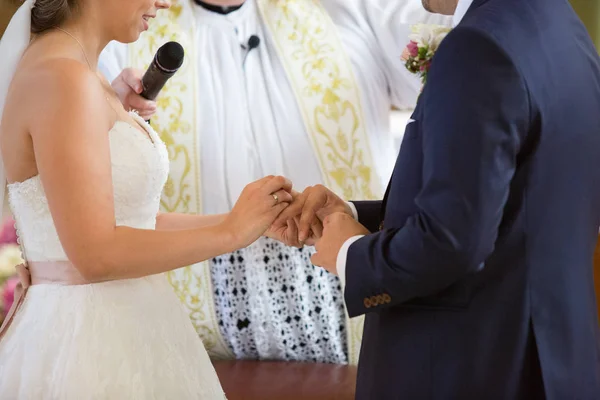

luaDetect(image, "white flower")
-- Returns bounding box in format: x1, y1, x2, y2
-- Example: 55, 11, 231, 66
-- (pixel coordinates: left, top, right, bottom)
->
0, 244, 24, 280
409, 24, 452, 53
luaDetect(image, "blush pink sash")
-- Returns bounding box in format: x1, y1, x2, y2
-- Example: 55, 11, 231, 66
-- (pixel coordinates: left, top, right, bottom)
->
0, 261, 89, 340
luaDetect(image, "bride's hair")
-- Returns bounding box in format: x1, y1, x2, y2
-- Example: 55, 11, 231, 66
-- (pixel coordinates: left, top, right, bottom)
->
31, 0, 79, 34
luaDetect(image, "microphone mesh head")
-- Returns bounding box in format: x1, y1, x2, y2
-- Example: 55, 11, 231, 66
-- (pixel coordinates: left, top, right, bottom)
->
156, 41, 185, 71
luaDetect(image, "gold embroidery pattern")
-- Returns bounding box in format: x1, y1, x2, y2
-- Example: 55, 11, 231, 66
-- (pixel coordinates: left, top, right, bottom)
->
129, 1, 233, 359
259, 0, 380, 201
258, 0, 380, 365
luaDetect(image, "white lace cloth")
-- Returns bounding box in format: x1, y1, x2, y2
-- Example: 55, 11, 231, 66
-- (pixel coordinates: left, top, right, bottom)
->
211, 238, 348, 363
0, 113, 226, 399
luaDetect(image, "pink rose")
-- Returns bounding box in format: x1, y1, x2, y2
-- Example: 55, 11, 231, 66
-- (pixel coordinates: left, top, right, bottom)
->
2, 277, 18, 317
0, 218, 18, 247
407, 41, 419, 58
401, 48, 410, 62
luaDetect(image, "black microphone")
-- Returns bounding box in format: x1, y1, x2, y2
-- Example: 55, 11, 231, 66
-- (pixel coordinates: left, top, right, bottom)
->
242, 35, 260, 66
140, 41, 185, 101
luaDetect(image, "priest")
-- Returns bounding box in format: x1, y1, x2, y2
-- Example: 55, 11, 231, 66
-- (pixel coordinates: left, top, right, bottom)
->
98, 0, 450, 365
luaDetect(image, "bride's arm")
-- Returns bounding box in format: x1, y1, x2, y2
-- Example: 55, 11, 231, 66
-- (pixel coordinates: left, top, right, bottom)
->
28, 60, 291, 282
155, 213, 227, 230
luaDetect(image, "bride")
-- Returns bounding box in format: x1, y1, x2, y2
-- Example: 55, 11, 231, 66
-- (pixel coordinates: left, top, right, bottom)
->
0, 0, 295, 398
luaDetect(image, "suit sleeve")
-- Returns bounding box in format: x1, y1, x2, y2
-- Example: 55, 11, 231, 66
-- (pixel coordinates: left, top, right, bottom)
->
344, 27, 531, 317
352, 201, 383, 233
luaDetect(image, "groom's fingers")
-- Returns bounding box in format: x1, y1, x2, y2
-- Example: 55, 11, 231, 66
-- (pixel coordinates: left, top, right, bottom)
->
298, 208, 317, 243
304, 236, 317, 247
268, 202, 290, 222
286, 219, 301, 248
298, 191, 325, 242
310, 251, 323, 267
260, 175, 293, 194
309, 219, 323, 239
274, 195, 305, 227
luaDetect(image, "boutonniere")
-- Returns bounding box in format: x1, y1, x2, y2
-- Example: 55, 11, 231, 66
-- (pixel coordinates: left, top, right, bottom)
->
402, 24, 452, 87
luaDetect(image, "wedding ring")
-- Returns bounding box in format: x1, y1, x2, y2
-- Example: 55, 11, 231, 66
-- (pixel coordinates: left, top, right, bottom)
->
272, 193, 279, 204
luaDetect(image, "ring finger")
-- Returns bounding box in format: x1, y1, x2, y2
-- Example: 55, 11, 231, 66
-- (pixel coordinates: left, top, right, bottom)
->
271, 189, 293, 206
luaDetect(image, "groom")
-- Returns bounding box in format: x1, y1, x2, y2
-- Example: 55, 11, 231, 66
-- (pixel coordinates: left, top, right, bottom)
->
274, 0, 600, 398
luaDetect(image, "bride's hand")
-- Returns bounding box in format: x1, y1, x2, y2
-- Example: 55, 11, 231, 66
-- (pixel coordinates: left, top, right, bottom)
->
111, 68, 157, 120
223, 176, 293, 249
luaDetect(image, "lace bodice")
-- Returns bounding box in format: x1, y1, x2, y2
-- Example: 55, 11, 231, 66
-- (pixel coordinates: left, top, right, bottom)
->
7, 113, 169, 262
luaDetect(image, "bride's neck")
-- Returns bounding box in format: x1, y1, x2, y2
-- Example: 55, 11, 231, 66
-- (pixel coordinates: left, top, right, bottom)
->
56, 19, 110, 70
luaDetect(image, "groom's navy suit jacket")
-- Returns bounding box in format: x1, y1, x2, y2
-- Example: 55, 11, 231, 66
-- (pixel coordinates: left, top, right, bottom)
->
348, 0, 600, 398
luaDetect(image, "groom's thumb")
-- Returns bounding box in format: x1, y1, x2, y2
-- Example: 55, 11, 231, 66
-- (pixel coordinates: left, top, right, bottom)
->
310, 252, 323, 267
323, 212, 342, 227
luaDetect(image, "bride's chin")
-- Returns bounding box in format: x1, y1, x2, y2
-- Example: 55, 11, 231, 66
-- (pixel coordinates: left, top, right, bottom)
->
116, 30, 144, 44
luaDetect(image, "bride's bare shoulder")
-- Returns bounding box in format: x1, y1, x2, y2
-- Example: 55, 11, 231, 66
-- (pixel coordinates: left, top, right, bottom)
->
15, 57, 102, 104
6, 57, 109, 132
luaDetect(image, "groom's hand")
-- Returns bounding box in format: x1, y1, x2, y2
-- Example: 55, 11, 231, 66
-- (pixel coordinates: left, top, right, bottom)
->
264, 215, 303, 247
265, 216, 323, 247
264, 190, 314, 247
311, 212, 369, 274
274, 185, 353, 244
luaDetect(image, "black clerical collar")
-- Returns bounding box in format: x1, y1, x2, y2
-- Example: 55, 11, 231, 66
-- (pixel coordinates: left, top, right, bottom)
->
193, 0, 244, 14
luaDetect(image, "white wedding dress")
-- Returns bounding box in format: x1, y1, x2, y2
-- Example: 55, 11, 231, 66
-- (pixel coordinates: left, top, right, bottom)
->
0, 113, 226, 399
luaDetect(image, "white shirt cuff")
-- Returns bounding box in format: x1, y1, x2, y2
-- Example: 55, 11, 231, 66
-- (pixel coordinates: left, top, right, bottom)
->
336, 235, 364, 288
346, 201, 358, 220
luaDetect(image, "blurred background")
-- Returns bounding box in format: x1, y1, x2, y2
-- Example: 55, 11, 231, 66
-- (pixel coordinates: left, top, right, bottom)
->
572, 0, 600, 45
0, 0, 17, 35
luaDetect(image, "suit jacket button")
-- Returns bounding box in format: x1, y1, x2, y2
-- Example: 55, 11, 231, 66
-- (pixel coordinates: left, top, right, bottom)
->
377, 294, 385, 305
364, 298, 372, 308
383, 294, 391, 304
370, 296, 379, 306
